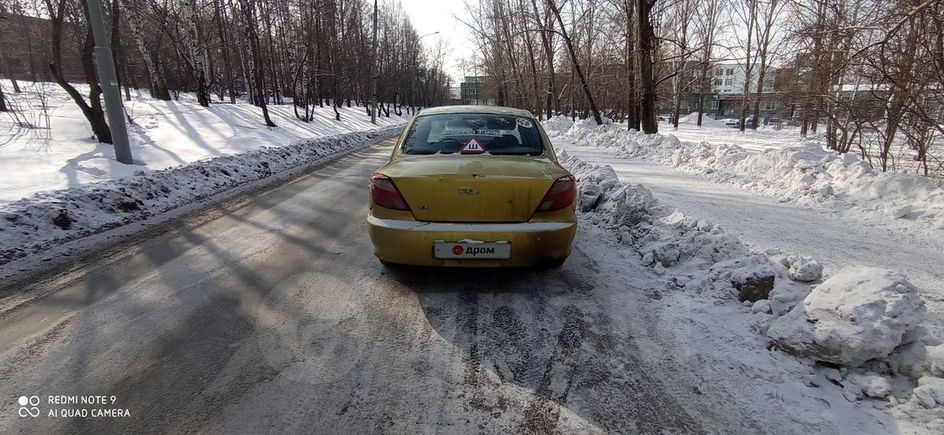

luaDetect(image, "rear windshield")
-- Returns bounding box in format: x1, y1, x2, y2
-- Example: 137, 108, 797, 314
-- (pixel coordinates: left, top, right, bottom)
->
401, 113, 545, 156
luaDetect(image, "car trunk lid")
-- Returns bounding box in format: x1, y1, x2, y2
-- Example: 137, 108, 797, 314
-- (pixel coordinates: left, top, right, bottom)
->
382, 155, 566, 223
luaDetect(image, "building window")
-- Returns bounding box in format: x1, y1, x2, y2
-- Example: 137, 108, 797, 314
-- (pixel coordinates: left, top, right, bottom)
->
726, 68, 734, 75
763, 101, 776, 110
709, 101, 719, 109
716, 68, 724, 76
724, 79, 733, 85
713, 79, 722, 85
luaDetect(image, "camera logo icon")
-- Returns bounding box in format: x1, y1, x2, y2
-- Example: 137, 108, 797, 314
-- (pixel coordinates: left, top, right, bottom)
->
18, 396, 40, 418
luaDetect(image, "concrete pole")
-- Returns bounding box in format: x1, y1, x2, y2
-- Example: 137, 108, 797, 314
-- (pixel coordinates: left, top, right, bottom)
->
86, 0, 133, 164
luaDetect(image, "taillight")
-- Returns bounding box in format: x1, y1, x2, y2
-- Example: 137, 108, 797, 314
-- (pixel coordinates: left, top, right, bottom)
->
370, 172, 411, 211
537, 175, 577, 212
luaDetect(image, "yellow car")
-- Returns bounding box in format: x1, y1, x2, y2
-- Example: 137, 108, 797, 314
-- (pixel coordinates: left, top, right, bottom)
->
368, 106, 577, 267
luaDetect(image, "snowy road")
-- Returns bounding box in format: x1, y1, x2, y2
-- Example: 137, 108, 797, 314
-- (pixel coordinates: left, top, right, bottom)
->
0, 137, 759, 433
558, 144, 944, 339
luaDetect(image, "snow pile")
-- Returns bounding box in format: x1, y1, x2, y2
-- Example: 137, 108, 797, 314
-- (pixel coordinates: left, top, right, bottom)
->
560, 151, 654, 227
560, 149, 944, 428
562, 148, 776, 289
0, 127, 398, 265
542, 115, 574, 134
561, 149, 749, 275
785, 255, 823, 282
766, 267, 926, 366
550, 120, 944, 236
678, 112, 728, 128
910, 377, 944, 409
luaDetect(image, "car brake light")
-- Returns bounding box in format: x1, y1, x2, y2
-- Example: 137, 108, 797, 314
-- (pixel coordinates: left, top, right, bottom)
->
537, 175, 576, 212
370, 173, 411, 211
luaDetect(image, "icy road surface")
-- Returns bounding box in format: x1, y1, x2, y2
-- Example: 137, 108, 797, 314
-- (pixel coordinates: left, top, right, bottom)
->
0, 137, 761, 433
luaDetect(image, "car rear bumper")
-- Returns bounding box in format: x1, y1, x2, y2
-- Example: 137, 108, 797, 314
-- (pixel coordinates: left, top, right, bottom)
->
368, 215, 576, 267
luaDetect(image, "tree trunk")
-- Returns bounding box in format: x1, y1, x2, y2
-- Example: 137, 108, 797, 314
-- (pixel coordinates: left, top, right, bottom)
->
520, 0, 541, 118
0, 82, 7, 112
182, 0, 210, 107
47, 0, 112, 143
696, 58, 710, 126
370, 0, 378, 124
751, 0, 778, 131
637, 0, 658, 133
696, 0, 719, 127
624, 0, 639, 130
14, 0, 39, 83
738, 0, 757, 133
752, 53, 767, 130
672, 84, 682, 129
123, 0, 171, 100
530, 0, 558, 117
109, 0, 132, 103
548, 0, 603, 125
241, 0, 274, 126
214, 0, 237, 103
0, 45, 21, 93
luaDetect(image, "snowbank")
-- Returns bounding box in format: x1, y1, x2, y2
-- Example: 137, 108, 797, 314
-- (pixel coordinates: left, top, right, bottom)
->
678, 112, 728, 128
542, 115, 574, 134
550, 120, 944, 238
559, 148, 944, 430
560, 149, 750, 273
0, 127, 399, 265
0, 81, 410, 204
766, 267, 926, 366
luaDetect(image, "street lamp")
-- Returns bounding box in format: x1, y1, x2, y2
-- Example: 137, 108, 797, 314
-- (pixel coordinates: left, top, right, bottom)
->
411, 31, 439, 114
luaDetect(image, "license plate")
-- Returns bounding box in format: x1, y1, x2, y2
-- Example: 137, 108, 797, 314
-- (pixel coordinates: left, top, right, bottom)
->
433, 241, 511, 260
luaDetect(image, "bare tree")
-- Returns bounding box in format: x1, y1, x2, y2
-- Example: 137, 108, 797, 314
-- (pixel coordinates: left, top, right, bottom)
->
750, 0, 784, 129
637, 0, 658, 133
212, 0, 235, 103
45, 0, 113, 143
732, 0, 758, 132
0, 2, 22, 93
693, 0, 723, 126
668, 0, 697, 129
547, 0, 603, 125
180, 0, 210, 106
239, 0, 274, 125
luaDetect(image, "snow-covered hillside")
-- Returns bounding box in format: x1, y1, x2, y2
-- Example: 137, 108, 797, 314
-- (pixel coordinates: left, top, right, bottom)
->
0, 80, 409, 204
0, 81, 408, 265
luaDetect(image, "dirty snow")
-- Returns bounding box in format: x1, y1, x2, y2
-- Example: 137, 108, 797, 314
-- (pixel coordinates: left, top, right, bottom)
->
0, 127, 399, 265
766, 267, 926, 366
558, 143, 944, 433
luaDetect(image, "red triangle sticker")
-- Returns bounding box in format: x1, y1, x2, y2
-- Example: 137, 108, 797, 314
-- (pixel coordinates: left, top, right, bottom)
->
460, 138, 487, 154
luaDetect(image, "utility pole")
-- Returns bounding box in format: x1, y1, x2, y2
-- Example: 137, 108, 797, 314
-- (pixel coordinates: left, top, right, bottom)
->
370, 0, 378, 124
86, 0, 133, 164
